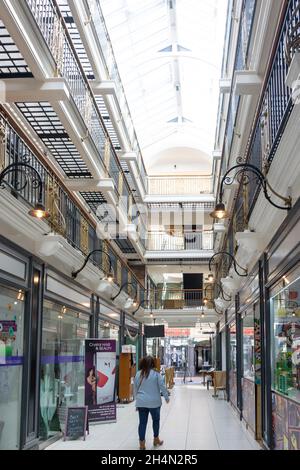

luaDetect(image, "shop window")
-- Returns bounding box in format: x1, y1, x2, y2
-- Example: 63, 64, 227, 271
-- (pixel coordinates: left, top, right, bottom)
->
270, 270, 300, 403
125, 328, 139, 366
39, 301, 89, 442
230, 323, 237, 372
243, 309, 255, 381
242, 307, 256, 432
0, 285, 25, 450
98, 321, 120, 355
229, 322, 238, 407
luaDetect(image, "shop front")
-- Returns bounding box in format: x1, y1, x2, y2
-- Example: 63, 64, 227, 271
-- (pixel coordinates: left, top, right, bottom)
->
238, 266, 262, 440
0, 237, 43, 450
39, 271, 92, 447
0, 283, 25, 450
270, 265, 300, 450
265, 199, 300, 450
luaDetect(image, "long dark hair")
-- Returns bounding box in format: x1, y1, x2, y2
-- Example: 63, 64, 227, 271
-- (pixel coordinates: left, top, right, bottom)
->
139, 356, 155, 378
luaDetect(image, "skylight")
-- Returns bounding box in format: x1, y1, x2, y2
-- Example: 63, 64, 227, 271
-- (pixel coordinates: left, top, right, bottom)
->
100, 0, 227, 168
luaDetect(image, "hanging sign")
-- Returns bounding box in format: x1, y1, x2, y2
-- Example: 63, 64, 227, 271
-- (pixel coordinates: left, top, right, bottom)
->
85, 339, 117, 424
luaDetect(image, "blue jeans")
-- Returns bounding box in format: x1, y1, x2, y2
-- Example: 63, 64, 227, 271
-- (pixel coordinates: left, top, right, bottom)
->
137, 407, 161, 441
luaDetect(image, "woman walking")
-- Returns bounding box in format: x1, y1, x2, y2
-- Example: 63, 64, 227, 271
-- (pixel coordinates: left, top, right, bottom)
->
134, 356, 170, 450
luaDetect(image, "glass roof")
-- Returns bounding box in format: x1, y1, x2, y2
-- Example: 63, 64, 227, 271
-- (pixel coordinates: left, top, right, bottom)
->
100, 0, 227, 164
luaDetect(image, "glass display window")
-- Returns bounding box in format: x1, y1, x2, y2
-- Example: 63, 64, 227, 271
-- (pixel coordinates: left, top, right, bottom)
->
242, 309, 255, 381
230, 322, 237, 371
39, 300, 90, 442
0, 285, 25, 450
125, 328, 139, 365
98, 320, 120, 355
229, 321, 238, 407
146, 338, 155, 358
270, 267, 300, 404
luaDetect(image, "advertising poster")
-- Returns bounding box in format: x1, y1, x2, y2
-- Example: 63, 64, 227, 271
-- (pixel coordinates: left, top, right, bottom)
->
85, 339, 117, 424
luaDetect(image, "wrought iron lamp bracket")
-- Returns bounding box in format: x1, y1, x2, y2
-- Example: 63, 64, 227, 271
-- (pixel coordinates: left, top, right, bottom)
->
219, 163, 292, 211
209, 251, 248, 277
71, 249, 113, 279
0, 162, 44, 202
111, 281, 137, 302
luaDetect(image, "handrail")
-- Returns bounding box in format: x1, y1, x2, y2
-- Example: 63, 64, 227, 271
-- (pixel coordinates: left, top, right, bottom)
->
147, 231, 214, 251
148, 176, 213, 195
147, 289, 208, 310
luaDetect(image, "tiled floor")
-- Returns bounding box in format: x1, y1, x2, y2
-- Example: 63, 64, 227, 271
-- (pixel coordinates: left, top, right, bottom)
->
47, 383, 262, 451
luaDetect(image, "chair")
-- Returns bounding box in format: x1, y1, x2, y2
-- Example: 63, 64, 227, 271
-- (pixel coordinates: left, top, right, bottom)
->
206, 368, 215, 390
212, 371, 226, 399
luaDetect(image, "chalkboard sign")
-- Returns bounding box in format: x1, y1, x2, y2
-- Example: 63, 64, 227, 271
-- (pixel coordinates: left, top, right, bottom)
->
63, 406, 88, 441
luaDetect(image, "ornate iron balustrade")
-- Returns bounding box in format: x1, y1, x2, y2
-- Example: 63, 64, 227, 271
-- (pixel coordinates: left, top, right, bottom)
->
147, 231, 214, 252
245, 0, 298, 216
221, 0, 257, 177
0, 112, 145, 297
284, 0, 300, 65
25, 0, 140, 213
150, 289, 204, 310
148, 176, 213, 196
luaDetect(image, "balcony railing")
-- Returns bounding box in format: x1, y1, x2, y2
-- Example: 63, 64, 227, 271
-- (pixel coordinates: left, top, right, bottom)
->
220, 0, 257, 179
245, 0, 297, 214
147, 231, 214, 251
148, 176, 213, 196
25, 0, 140, 209
149, 290, 204, 310
0, 111, 144, 299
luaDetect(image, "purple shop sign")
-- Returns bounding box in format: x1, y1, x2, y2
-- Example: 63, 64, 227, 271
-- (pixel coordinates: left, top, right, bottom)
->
41, 355, 84, 365
0, 356, 23, 366
85, 339, 117, 424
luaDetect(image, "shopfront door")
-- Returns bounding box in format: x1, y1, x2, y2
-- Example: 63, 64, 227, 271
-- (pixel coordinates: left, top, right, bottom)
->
0, 285, 25, 450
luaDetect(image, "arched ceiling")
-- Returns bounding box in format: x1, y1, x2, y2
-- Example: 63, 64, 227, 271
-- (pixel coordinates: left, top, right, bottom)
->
101, 0, 227, 171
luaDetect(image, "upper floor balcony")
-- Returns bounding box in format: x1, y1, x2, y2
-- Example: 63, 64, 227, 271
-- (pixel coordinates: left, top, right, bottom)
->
146, 175, 214, 203
147, 231, 214, 252
137, 289, 219, 325
0, 0, 147, 258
